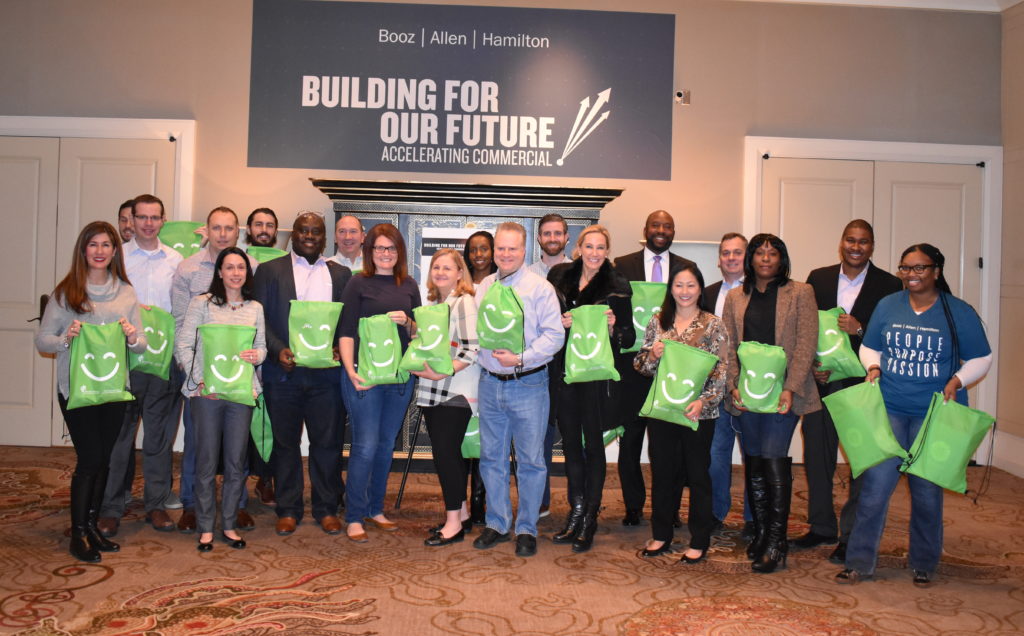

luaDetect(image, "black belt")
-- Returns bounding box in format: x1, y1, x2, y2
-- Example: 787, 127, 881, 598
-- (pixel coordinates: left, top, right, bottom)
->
486, 364, 547, 381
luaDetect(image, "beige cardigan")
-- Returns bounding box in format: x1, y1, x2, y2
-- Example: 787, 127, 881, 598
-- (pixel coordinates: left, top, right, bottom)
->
721, 280, 821, 416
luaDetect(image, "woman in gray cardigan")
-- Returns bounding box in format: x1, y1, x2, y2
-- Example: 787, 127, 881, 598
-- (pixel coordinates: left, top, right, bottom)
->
35, 221, 147, 563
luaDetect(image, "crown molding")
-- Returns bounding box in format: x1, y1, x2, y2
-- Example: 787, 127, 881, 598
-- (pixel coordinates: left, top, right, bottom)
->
728, 0, 1023, 14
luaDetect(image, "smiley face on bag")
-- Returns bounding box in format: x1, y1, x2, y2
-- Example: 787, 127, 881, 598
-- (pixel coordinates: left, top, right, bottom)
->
659, 372, 696, 405
482, 303, 517, 334
367, 338, 396, 367
80, 350, 121, 383
632, 305, 661, 331
817, 326, 845, 357
417, 324, 445, 351
569, 330, 603, 360
296, 321, 333, 353
743, 368, 779, 400
208, 353, 245, 385
143, 325, 169, 357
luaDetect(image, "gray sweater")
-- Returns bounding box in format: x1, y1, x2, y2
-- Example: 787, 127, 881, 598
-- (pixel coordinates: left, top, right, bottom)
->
35, 276, 147, 399
175, 293, 267, 398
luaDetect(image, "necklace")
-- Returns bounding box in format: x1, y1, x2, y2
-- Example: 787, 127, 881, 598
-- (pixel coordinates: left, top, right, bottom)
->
228, 300, 244, 311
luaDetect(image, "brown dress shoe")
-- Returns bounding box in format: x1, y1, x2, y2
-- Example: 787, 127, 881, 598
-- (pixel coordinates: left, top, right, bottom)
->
97, 517, 120, 538
236, 509, 256, 531
275, 516, 298, 536
177, 509, 197, 534
320, 515, 343, 535
254, 477, 276, 506
146, 509, 175, 532
364, 517, 399, 532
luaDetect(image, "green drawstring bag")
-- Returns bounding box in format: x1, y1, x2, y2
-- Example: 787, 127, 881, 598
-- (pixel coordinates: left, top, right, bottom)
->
67, 322, 135, 410
198, 324, 257, 406
621, 282, 666, 353
247, 246, 289, 263
129, 306, 175, 381
461, 415, 480, 459
399, 303, 454, 375
250, 393, 273, 463
639, 340, 719, 431
158, 221, 204, 258
564, 305, 620, 384
816, 308, 865, 382
477, 283, 524, 353
288, 300, 343, 369
822, 381, 907, 478
900, 392, 995, 493
357, 314, 409, 386
737, 341, 787, 413
586, 425, 625, 447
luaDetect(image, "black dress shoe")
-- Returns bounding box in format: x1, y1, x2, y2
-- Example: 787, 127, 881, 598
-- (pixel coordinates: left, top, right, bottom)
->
672, 514, 683, 529
424, 529, 465, 547
622, 509, 642, 526
220, 533, 246, 549
197, 539, 213, 552
680, 548, 708, 564
792, 531, 838, 549
473, 527, 511, 550
640, 542, 674, 558
912, 570, 933, 587
828, 542, 847, 564
515, 534, 537, 557
835, 568, 871, 584
710, 518, 725, 535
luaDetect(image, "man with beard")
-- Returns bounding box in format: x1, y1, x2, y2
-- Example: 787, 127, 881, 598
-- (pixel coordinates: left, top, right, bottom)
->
117, 200, 135, 243
245, 208, 279, 248
252, 212, 352, 536
613, 210, 693, 526
329, 215, 365, 272
797, 219, 902, 562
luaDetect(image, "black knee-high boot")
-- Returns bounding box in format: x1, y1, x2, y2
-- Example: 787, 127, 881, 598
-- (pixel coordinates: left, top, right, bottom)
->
753, 457, 792, 573
70, 474, 101, 563
744, 455, 769, 560
88, 468, 120, 553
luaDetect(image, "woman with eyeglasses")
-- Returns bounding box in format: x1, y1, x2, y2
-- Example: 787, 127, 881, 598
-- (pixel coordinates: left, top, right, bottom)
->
339, 223, 421, 542
836, 244, 991, 587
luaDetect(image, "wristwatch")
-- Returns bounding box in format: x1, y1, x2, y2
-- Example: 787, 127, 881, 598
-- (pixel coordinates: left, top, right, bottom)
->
856, 327, 864, 338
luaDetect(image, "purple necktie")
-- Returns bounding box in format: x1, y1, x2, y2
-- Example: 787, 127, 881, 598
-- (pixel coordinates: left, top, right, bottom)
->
652, 254, 663, 282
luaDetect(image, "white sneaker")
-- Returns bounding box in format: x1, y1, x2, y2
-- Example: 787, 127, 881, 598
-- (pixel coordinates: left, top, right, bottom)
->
164, 492, 184, 510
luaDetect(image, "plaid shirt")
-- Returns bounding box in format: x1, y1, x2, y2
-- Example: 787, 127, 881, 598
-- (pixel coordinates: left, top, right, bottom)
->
415, 291, 480, 412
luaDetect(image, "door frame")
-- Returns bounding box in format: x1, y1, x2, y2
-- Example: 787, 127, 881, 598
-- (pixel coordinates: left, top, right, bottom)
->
0, 116, 195, 221
743, 136, 1004, 467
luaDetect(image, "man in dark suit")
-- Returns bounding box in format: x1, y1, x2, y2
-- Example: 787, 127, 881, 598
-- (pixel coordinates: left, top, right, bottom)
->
613, 210, 694, 526
699, 232, 748, 532
795, 219, 902, 561
252, 212, 352, 536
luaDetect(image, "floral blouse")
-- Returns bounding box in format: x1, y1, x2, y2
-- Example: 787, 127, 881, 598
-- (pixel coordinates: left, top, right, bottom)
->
633, 310, 730, 420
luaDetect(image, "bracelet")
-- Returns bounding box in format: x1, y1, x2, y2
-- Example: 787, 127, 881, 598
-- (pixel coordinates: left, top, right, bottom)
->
63, 335, 70, 349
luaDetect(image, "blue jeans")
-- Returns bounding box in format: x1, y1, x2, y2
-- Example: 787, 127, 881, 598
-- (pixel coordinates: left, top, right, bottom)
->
845, 413, 943, 576
737, 411, 798, 459
710, 410, 751, 522
478, 368, 549, 537
340, 375, 414, 524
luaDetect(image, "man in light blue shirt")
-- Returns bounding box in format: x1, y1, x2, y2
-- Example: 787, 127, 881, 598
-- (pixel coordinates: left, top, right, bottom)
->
97, 194, 185, 537
328, 214, 364, 272
472, 222, 564, 557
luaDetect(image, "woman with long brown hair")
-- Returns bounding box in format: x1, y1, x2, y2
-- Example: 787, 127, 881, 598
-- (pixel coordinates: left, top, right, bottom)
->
35, 221, 147, 562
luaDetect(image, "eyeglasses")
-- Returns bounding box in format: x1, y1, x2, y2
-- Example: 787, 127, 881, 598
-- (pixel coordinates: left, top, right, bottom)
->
897, 264, 937, 274
134, 215, 163, 223
373, 245, 398, 254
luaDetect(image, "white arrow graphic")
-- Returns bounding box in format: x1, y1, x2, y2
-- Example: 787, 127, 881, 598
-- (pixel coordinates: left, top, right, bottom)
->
557, 88, 611, 166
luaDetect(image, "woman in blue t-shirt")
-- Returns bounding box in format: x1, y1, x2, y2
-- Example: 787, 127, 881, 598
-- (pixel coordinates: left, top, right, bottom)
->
837, 244, 991, 587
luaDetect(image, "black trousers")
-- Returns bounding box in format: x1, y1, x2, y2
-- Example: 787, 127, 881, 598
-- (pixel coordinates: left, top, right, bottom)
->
556, 380, 609, 506
647, 417, 715, 549
616, 368, 652, 511
801, 376, 859, 537
58, 394, 127, 479
422, 404, 472, 511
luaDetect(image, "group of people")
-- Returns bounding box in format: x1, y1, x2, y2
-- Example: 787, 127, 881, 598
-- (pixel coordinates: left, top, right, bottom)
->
36, 201, 991, 587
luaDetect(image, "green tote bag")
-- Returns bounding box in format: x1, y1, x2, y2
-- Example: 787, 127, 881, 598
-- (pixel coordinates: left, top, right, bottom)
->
901, 392, 995, 493
67, 322, 134, 410
564, 305, 619, 384
247, 246, 289, 263
399, 303, 454, 375
357, 314, 409, 386
158, 221, 204, 259
461, 415, 480, 459
822, 380, 907, 478
129, 306, 175, 381
737, 341, 788, 413
477, 283, 524, 353
198, 324, 257, 406
639, 339, 719, 430
621, 282, 666, 353
288, 300, 343, 369
816, 308, 866, 382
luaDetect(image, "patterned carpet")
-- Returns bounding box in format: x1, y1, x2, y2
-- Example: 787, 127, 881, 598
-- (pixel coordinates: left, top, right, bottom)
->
2, 445, 1023, 635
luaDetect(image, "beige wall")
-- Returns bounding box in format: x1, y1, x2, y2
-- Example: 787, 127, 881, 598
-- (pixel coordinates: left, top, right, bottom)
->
0, 0, 1001, 258
1000, 3, 1023, 439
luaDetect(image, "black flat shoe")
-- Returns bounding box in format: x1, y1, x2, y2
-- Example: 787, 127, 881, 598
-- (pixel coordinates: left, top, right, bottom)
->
640, 542, 674, 558
680, 549, 708, 564
220, 533, 246, 549
197, 539, 213, 552
429, 520, 472, 534
622, 509, 642, 527
424, 529, 465, 547
828, 543, 847, 565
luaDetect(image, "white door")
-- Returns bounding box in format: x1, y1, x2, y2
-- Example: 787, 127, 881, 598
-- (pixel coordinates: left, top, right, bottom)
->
0, 137, 60, 447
